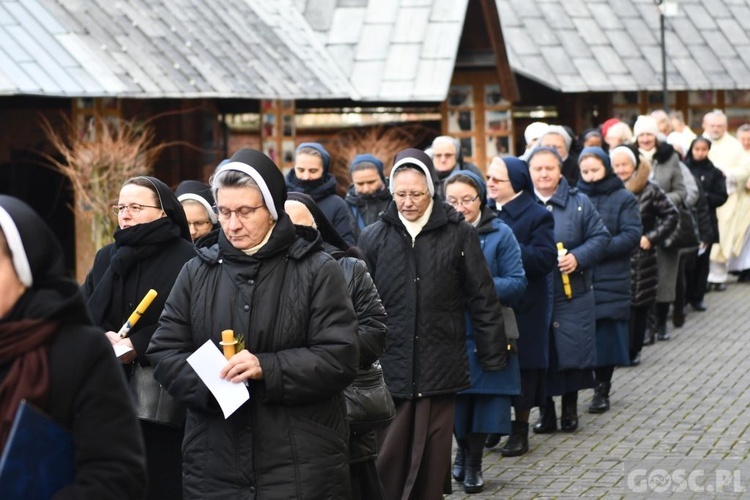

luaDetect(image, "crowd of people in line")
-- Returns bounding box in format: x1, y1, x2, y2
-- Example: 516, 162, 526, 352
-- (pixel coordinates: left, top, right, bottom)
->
2, 107, 750, 500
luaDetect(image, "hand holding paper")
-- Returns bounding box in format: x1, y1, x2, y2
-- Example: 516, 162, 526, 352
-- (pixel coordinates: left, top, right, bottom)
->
187, 340, 250, 419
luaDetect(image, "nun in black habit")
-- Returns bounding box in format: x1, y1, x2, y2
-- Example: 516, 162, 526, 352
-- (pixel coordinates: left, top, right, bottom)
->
81, 176, 195, 499
0, 195, 146, 498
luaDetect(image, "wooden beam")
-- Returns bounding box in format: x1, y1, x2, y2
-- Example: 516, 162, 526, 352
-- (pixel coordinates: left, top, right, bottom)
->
480, 0, 520, 103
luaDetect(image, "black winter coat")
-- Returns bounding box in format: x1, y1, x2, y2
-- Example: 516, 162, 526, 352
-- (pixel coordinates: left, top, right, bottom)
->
578, 174, 642, 320
496, 192, 557, 369
344, 185, 393, 238
358, 200, 507, 400
624, 160, 679, 306
2, 284, 147, 500
686, 158, 728, 244
147, 218, 359, 499
287, 172, 357, 246
336, 256, 388, 463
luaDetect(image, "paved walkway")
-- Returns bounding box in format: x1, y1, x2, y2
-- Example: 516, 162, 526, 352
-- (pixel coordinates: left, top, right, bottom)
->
447, 278, 750, 499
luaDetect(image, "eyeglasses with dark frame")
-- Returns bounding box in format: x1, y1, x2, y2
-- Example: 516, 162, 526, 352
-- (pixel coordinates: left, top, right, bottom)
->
215, 205, 265, 220
112, 203, 161, 216
447, 195, 480, 208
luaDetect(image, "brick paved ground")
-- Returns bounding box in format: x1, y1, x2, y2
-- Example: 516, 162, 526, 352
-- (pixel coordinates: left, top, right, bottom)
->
446, 278, 750, 499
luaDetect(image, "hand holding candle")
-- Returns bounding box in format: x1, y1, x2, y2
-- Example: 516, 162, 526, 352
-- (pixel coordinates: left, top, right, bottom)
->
220, 329, 238, 360
557, 243, 573, 299
117, 289, 158, 338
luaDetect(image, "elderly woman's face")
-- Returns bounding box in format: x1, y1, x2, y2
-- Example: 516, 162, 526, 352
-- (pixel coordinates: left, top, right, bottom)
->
0, 243, 25, 318
117, 184, 165, 230
529, 152, 562, 195
392, 169, 431, 222
486, 159, 515, 204
612, 152, 636, 182
637, 133, 657, 151
579, 156, 607, 183
216, 187, 274, 250
182, 202, 213, 242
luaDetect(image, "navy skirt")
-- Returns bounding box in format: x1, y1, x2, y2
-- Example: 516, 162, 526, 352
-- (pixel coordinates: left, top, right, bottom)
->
454, 394, 512, 439
594, 319, 630, 367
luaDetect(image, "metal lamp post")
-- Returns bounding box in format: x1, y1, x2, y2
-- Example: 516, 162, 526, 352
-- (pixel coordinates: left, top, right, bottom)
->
657, 0, 679, 112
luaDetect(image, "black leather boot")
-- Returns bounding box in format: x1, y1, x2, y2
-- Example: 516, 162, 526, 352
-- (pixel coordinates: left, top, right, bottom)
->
588, 382, 611, 414
463, 436, 485, 494
533, 397, 557, 434
672, 301, 685, 327
560, 391, 578, 432
484, 433, 501, 449
500, 421, 529, 457
452, 439, 466, 482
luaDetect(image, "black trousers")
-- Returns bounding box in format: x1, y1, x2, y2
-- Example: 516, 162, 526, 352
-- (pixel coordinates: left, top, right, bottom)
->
674, 248, 697, 310
629, 304, 650, 356
686, 243, 712, 303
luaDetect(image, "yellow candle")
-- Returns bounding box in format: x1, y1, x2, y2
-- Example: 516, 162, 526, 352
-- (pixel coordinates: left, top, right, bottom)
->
220, 329, 237, 360
557, 243, 573, 299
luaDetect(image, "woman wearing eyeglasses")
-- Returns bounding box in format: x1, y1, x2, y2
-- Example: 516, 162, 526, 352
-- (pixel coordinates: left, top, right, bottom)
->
358, 149, 508, 499
147, 150, 358, 499
444, 170, 526, 493
82, 176, 195, 500
175, 180, 218, 242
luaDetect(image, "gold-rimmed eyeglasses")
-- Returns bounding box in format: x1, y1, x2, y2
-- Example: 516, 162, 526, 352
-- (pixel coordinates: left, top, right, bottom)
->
393, 191, 428, 202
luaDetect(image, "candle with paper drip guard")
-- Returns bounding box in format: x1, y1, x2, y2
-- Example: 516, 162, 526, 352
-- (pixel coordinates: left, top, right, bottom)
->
220, 329, 238, 360
117, 289, 158, 338
557, 243, 573, 299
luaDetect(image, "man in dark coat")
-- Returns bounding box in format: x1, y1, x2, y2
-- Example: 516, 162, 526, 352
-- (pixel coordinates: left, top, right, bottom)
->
358, 148, 507, 500
286, 142, 357, 245
0, 195, 146, 499
431, 135, 485, 198
148, 149, 359, 499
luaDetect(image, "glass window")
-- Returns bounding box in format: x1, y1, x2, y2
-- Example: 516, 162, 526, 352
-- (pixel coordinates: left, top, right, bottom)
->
726, 90, 750, 106
688, 91, 716, 106
646, 91, 676, 107
447, 85, 473, 107
612, 92, 638, 106
448, 110, 474, 133
485, 84, 509, 107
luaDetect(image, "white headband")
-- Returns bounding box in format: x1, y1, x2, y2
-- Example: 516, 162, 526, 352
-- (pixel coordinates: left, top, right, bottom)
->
178, 194, 218, 224
610, 146, 637, 167
0, 206, 33, 287
215, 162, 278, 220
390, 157, 435, 197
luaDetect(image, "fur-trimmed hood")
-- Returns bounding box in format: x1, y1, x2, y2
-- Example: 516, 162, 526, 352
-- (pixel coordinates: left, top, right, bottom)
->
625, 157, 652, 195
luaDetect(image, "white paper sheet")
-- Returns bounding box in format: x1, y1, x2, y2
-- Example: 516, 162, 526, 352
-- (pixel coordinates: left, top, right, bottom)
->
186, 340, 250, 419
112, 344, 133, 358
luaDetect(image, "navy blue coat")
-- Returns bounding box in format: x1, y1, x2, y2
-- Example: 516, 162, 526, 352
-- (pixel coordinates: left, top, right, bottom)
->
541, 179, 611, 371
463, 208, 526, 395
496, 191, 557, 370
286, 172, 357, 246
578, 174, 642, 321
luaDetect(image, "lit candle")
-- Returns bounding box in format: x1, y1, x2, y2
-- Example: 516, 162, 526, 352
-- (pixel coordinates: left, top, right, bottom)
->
220, 329, 237, 360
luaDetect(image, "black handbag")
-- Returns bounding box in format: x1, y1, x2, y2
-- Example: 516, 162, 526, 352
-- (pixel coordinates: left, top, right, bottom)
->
343, 361, 396, 433
129, 364, 186, 428
662, 204, 699, 249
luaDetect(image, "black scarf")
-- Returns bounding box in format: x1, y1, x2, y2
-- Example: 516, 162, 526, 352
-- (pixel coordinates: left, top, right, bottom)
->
86, 217, 183, 326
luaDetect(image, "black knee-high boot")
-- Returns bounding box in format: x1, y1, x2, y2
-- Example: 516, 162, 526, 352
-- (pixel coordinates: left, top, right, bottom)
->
533, 397, 557, 434
452, 438, 466, 482
463, 433, 486, 494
